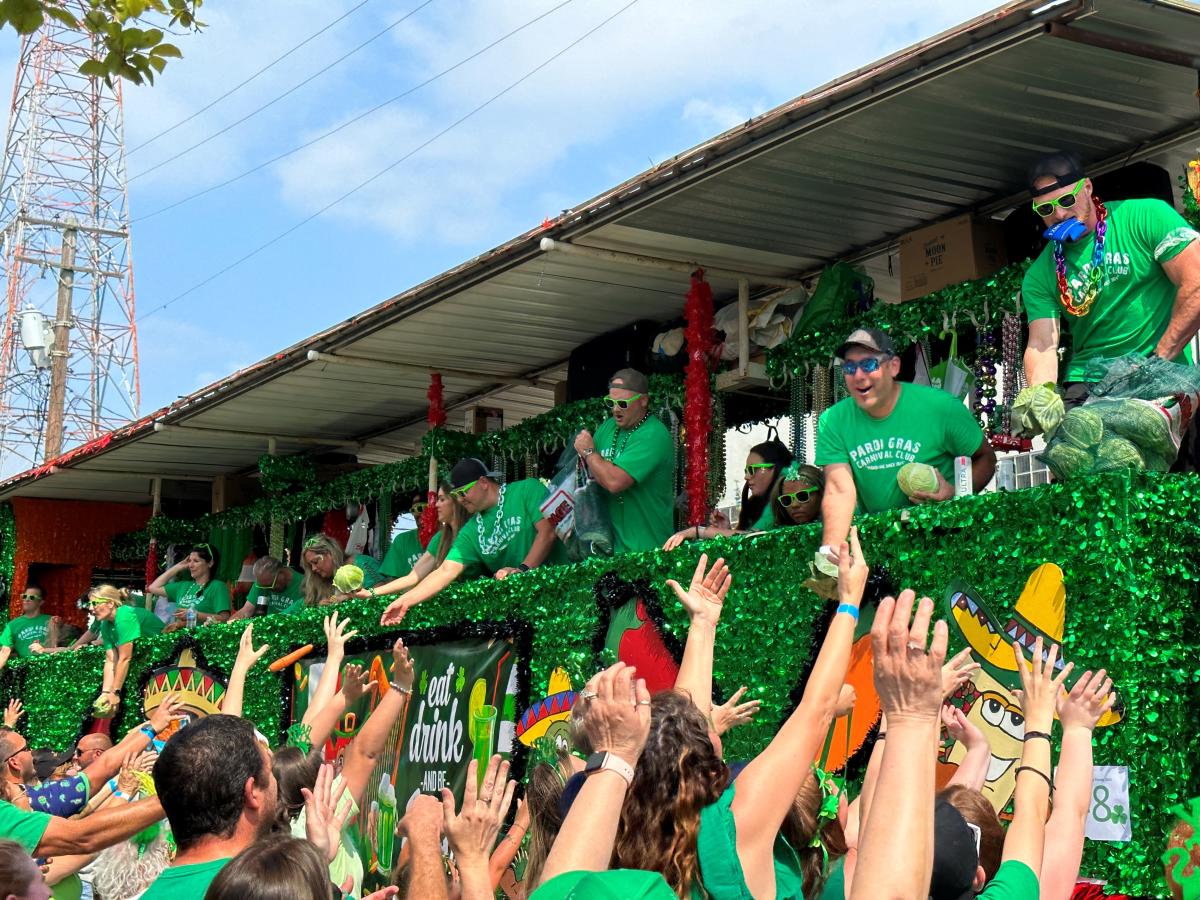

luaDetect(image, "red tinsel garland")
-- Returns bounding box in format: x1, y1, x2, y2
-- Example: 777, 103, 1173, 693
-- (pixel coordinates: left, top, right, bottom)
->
145, 538, 158, 589
419, 373, 446, 546
683, 270, 715, 526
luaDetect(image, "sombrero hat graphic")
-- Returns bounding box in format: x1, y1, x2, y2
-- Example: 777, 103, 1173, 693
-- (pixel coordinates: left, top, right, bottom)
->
946, 563, 1122, 727
516, 668, 576, 746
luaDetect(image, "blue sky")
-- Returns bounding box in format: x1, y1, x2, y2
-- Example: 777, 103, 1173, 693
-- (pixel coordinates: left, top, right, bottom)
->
3, 0, 1001, 414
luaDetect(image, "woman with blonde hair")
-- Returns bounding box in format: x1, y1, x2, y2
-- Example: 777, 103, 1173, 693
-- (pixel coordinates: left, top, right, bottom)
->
300, 534, 384, 608
89, 585, 164, 716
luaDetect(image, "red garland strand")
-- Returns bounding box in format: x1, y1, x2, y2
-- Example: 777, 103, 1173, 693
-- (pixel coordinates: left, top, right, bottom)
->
145, 537, 158, 590
419, 373, 447, 546
683, 270, 715, 526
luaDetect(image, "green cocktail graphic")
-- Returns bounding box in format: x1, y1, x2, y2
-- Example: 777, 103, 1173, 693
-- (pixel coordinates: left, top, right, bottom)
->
472, 704, 497, 789
375, 773, 397, 872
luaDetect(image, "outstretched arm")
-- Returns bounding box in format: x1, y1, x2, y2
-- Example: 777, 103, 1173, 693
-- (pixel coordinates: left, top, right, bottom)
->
341, 639, 414, 806
1040, 668, 1115, 900
302, 612, 357, 728
379, 560, 465, 626
819, 464, 857, 550
943, 705, 991, 792
670, 555, 731, 722
37, 797, 164, 856
732, 529, 867, 859
220, 623, 270, 717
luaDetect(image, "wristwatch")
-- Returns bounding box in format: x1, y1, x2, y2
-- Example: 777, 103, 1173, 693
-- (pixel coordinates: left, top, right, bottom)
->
582, 447, 595, 457
583, 750, 635, 786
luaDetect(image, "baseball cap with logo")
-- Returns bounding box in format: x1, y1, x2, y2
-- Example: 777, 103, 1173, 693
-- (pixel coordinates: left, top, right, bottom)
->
835, 327, 896, 361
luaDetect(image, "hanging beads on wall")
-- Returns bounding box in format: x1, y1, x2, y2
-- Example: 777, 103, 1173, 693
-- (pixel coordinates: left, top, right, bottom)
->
1000, 313, 1023, 435
709, 392, 726, 506
973, 326, 999, 432
789, 368, 808, 460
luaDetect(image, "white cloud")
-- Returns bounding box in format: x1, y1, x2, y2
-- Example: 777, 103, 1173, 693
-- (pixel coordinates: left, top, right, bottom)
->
680, 98, 761, 135
135, 315, 254, 410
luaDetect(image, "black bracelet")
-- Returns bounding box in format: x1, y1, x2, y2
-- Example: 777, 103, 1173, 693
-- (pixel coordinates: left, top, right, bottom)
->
876, 732, 886, 741
1015, 766, 1054, 791
695, 524, 701, 539
517, 563, 530, 572
1024, 731, 1052, 743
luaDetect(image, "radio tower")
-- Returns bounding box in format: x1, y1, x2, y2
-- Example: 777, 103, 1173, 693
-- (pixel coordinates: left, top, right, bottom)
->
0, 5, 138, 475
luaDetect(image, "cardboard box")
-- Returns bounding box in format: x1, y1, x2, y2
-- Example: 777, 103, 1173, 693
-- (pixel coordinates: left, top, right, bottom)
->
898, 214, 1008, 301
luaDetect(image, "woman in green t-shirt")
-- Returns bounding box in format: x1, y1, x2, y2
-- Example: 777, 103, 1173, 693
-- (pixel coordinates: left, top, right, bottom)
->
348, 483, 469, 601
299, 534, 383, 608
89, 584, 165, 715
148, 543, 231, 632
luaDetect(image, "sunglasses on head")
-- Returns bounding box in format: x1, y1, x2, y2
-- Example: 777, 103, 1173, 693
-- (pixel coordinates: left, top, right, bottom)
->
744, 463, 775, 478
840, 355, 890, 376
303, 535, 327, 550
192, 543, 214, 559
451, 479, 477, 499
603, 393, 643, 411
778, 487, 818, 507
1031, 178, 1085, 218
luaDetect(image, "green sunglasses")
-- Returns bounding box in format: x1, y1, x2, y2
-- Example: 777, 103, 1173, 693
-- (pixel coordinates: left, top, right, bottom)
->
451, 479, 477, 499
744, 463, 775, 477
778, 487, 818, 508
603, 393, 643, 411
1031, 178, 1085, 218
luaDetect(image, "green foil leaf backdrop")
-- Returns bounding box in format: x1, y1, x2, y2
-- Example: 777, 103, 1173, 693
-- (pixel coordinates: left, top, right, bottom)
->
7, 471, 1198, 895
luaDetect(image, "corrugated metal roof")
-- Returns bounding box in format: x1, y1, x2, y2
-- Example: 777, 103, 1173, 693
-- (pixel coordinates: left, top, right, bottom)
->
3, 0, 1198, 504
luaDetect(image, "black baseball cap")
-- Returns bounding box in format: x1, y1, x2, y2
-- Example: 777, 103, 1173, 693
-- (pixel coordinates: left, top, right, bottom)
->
449, 458, 502, 490
1028, 150, 1086, 195
835, 327, 896, 360
929, 798, 980, 900
32, 746, 75, 781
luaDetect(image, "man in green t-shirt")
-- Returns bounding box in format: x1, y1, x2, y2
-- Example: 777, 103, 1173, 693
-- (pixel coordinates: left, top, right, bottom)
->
142, 715, 278, 900
380, 492, 428, 579
1021, 151, 1200, 465
817, 328, 995, 551
0, 583, 50, 670
379, 458, 565, 626
230, 557, 304, 619
573, 368, 675, 553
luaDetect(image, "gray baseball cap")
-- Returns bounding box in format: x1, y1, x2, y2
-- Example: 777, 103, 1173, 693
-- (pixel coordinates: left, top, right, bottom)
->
835, 327, 896, 360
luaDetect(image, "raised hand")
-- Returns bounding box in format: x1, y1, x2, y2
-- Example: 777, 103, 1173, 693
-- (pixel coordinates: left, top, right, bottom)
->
941, 647, 981, 699
665, 554, 731, 625
3, 698, 22, 728
870, 590, 948, 725
398, 792, 444, 841
147, 692, 184, 734
577, 662, 651, 765
837, 526, 869, 607
302, 762, 353, 863
711, 686, 761, 736
941, 704, 987, 750
341, 662, 373, 706
233, 622, 270, 671
441, 754, 517, 864
1013, 637, 1073, 733
1056, 667, 1115, 733
323, 611, 359, 656
390, 638, 415, 692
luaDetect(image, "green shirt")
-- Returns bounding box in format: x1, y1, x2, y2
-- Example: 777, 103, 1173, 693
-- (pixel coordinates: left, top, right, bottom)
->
749, 504, 776, 532
594, 414, 675, 553
0, 613, 51, 657
0, 799, 50, 853
290, 773, 363, 898
1023, 198, 1198, 382
533, 870, 676, 899
447, 479, 566, 574
380, 529, 425, 578
695, 781, 805, 899
141, 858, 230, 900
164, 579, 231, 615
977, 859, 1039, 900
815, 383, 984, 514
245, 569, 303, 615
99, 605, 165, 649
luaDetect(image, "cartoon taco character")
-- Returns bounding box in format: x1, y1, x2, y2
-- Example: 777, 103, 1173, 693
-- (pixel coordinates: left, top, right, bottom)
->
942, 563, 1121, 812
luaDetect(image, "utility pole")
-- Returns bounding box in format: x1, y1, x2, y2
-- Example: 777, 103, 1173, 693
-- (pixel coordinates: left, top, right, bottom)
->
43, 222, 78, 461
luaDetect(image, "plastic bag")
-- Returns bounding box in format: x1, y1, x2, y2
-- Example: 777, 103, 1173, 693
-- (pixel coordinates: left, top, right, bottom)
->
928, 330, 975, 402
1039, 354, 1200, 479
542, 447, 614, 561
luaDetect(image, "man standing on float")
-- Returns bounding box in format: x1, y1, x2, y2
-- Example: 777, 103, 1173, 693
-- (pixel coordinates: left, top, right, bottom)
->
1019, 151, 1200, 463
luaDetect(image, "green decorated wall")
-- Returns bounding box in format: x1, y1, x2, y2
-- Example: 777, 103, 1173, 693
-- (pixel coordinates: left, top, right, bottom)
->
3, 471, 1199, 895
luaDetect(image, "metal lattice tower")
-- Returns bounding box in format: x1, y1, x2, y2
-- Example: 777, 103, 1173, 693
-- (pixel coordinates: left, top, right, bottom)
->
0, 6, 138, 475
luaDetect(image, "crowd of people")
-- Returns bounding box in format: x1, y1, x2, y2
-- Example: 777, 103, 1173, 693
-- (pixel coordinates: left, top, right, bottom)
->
0, 150, 1198, 898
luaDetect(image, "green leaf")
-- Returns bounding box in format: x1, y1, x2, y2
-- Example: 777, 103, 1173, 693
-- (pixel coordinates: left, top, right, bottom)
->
150, 41, 180, 58
5, 0, 44, 32
78, 59, 109, 78
45, 7, 80, 28
147, 54, 165, 72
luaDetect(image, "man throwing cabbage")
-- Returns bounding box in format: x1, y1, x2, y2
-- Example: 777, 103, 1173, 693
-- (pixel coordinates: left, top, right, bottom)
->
1017, 151, 1200, 453
816, 327, 996, 553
